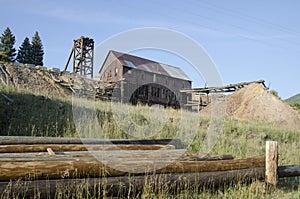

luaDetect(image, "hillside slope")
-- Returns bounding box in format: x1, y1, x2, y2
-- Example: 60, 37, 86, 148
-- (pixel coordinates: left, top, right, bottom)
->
0, 63, 97, 99
286, 93, 300, 104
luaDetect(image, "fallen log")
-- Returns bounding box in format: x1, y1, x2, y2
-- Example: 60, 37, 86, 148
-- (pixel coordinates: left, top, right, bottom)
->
278, 165, 300, 178
0, 149, 188, 159
0, 136, 183, 148
0, 167, 266, 198
0, 149, 233, 160
0, 144, 176, 153
0, 164, 299, 198
0, 150, 234, 162
0, 156, 265, 181
1, 164, 299, 198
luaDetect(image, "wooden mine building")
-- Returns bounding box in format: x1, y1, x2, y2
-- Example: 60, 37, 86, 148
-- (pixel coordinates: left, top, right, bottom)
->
97, 50, 192, 108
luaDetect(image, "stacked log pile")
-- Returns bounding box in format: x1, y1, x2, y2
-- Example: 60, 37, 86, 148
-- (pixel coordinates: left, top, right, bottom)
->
0, 137, 299, 198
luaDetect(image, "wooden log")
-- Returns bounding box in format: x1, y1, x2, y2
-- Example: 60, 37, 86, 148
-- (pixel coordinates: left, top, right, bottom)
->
278, 165, 300, 178
0, 149, 233, 160
0, 144, 176, 153
0, 149, 187, 158
265, 141, 278, 186
0, 164, 299, 198
0, 167, 266, 198
0, 156, 265, 181
1, 164, 299, 198
0, 136, 183, 148
0, 150, 234, 162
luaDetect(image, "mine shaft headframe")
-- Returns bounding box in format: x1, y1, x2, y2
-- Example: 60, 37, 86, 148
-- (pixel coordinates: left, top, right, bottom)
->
64, 37, 94, 78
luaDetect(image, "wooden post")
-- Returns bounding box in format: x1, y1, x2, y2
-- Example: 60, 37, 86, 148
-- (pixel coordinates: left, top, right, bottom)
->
265, 141, 278, 186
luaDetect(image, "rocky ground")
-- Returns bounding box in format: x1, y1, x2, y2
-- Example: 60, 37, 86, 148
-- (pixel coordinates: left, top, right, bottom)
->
0, 63, 98, 99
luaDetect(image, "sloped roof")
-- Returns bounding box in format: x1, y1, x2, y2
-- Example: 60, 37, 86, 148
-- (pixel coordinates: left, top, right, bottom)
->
109, 50, 191, 81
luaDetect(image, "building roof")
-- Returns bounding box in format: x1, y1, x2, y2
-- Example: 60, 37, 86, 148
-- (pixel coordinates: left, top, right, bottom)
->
109, 50, 191, 81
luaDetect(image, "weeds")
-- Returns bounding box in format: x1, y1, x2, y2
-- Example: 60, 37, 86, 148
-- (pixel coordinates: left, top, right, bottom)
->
0, 84, 299, 198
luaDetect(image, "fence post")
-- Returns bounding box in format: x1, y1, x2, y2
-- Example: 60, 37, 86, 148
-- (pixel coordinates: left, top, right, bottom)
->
265, 141, 278, 186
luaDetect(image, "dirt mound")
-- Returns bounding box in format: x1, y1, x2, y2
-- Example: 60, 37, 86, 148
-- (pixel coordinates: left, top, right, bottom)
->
0, 63, 98, 99
202, 83, 300, 130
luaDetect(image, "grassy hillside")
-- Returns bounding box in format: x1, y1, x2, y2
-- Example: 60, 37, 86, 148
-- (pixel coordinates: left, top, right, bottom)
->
0, 83, 299, 198
0, 84, 76, 137
286, 93, 300, 103
286, 93, 300, 112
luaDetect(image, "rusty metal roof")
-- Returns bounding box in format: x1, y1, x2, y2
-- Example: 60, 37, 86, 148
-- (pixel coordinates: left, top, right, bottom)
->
110, 50, 191, 81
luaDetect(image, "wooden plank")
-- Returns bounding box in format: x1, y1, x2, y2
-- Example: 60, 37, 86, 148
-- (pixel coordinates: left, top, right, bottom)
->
0, 156, 265, 181
0, 137, 183, 148
46, 148, 55, 156
0, 144, 176, 153
0, 167, 265, 198
265, 141, 278, 186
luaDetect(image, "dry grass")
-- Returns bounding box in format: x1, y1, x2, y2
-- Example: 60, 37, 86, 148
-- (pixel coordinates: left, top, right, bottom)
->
0, 84, 299, 198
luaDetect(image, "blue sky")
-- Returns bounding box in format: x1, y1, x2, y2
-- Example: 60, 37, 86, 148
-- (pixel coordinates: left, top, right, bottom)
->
1, 0, 300, 99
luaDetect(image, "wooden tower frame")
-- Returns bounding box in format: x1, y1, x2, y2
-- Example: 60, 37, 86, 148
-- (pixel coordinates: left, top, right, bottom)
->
64, 37, 94, 78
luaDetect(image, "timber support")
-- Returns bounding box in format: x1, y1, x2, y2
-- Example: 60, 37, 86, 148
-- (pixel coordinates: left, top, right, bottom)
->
181, 80, 267, 111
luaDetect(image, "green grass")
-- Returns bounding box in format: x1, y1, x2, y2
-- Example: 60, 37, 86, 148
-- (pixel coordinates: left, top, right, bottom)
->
0, 84, 299, 198
286, 93, 300, 104
0, 84, 75, 137
286, 93, 300, 113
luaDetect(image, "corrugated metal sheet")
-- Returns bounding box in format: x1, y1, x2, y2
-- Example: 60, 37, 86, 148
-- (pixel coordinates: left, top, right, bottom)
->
160, 63, 190, 81
124, 60, 136, 68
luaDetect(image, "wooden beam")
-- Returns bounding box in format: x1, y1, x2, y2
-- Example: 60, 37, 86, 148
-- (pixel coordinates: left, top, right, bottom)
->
0, 156, 265, 181
265, 141, 278, 186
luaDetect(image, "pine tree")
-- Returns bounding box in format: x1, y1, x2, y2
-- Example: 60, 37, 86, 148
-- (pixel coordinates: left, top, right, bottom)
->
31, 31, 44, 66
0, 27, 16, 62
16, 37, 32, 64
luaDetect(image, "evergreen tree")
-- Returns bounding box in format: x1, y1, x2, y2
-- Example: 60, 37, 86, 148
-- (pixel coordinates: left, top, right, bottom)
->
31, 31, 44, 66
0, 27, 16, 62
0, 52, 8, 62
16, 37, 32, 64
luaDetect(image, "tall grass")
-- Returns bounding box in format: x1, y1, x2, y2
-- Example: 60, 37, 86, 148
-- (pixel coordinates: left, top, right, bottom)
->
0, 84, 299, 198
